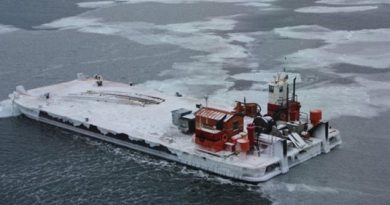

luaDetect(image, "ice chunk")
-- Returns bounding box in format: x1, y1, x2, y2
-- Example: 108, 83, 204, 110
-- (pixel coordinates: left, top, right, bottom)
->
231, 71, 302, 84
77, 0, 277, 7
77, 1, 116, 8
295, 6, 377, 13
316, 0, 390, 5
0, 24, 18, 34
274, 25, 390, 69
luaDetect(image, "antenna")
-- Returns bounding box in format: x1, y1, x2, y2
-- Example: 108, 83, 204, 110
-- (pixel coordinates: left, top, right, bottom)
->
204, 95, 209, 107
293, 77, 297, 102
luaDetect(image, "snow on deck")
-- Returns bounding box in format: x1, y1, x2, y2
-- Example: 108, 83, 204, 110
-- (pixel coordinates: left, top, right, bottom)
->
18, 78, 198, 143
15, 78, 279, 168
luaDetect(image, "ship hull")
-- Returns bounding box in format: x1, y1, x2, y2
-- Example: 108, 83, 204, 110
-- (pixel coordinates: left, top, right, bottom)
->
18, 105, 282, 183
18, 103, 341, 183
12, 79, 342, 183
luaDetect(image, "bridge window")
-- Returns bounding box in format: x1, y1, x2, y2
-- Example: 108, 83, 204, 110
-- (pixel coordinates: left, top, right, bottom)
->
269, 85, 274, 93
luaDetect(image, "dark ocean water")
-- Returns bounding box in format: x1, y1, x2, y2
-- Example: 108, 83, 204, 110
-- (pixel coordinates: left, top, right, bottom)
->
1, 0, 390, 204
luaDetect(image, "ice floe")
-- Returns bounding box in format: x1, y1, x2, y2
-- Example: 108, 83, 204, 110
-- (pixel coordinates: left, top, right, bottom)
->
36, 4, 390, 120
295, 77, 389, 119
231, 71, 302, 84
237, 2, 272, 7
295, 6, 378, 13
274, 25, 390, 69
38, 15, 257, 97
50, 0, 279, 100
37, 16, 390, 119
316, 0, 390, 5
76, 0, 277, 9
77, 1, 116, 8
38, 16, 244, 55
0, 24, 18, 34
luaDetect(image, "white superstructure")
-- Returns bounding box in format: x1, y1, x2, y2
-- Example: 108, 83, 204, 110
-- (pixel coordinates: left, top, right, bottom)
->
268, 73, 289, 106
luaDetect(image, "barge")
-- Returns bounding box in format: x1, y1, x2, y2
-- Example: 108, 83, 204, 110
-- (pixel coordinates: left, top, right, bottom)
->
10, 73, 341, 183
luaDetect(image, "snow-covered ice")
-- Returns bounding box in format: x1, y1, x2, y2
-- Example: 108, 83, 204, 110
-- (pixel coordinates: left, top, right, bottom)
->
316, 0, 390, 5
274, 25, 390, 69
231, 71, 302, 84
38, 15, 257, 97
0, 24, 19, 34
77, 0, 277, 7
77, 1, 116, 8
295, 6, 377, 13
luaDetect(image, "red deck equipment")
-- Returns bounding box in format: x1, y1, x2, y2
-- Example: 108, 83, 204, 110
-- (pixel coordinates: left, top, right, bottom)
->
237, 138, 250, 153
194, 107, 243, 152
310, 109, 322, 126
247, 123, 255, 148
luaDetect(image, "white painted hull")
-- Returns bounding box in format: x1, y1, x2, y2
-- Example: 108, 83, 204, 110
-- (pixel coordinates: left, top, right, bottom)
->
18, 104, 341, 183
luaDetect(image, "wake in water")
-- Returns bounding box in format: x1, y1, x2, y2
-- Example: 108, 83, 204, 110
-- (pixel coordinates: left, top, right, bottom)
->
0, 99, 21, 118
